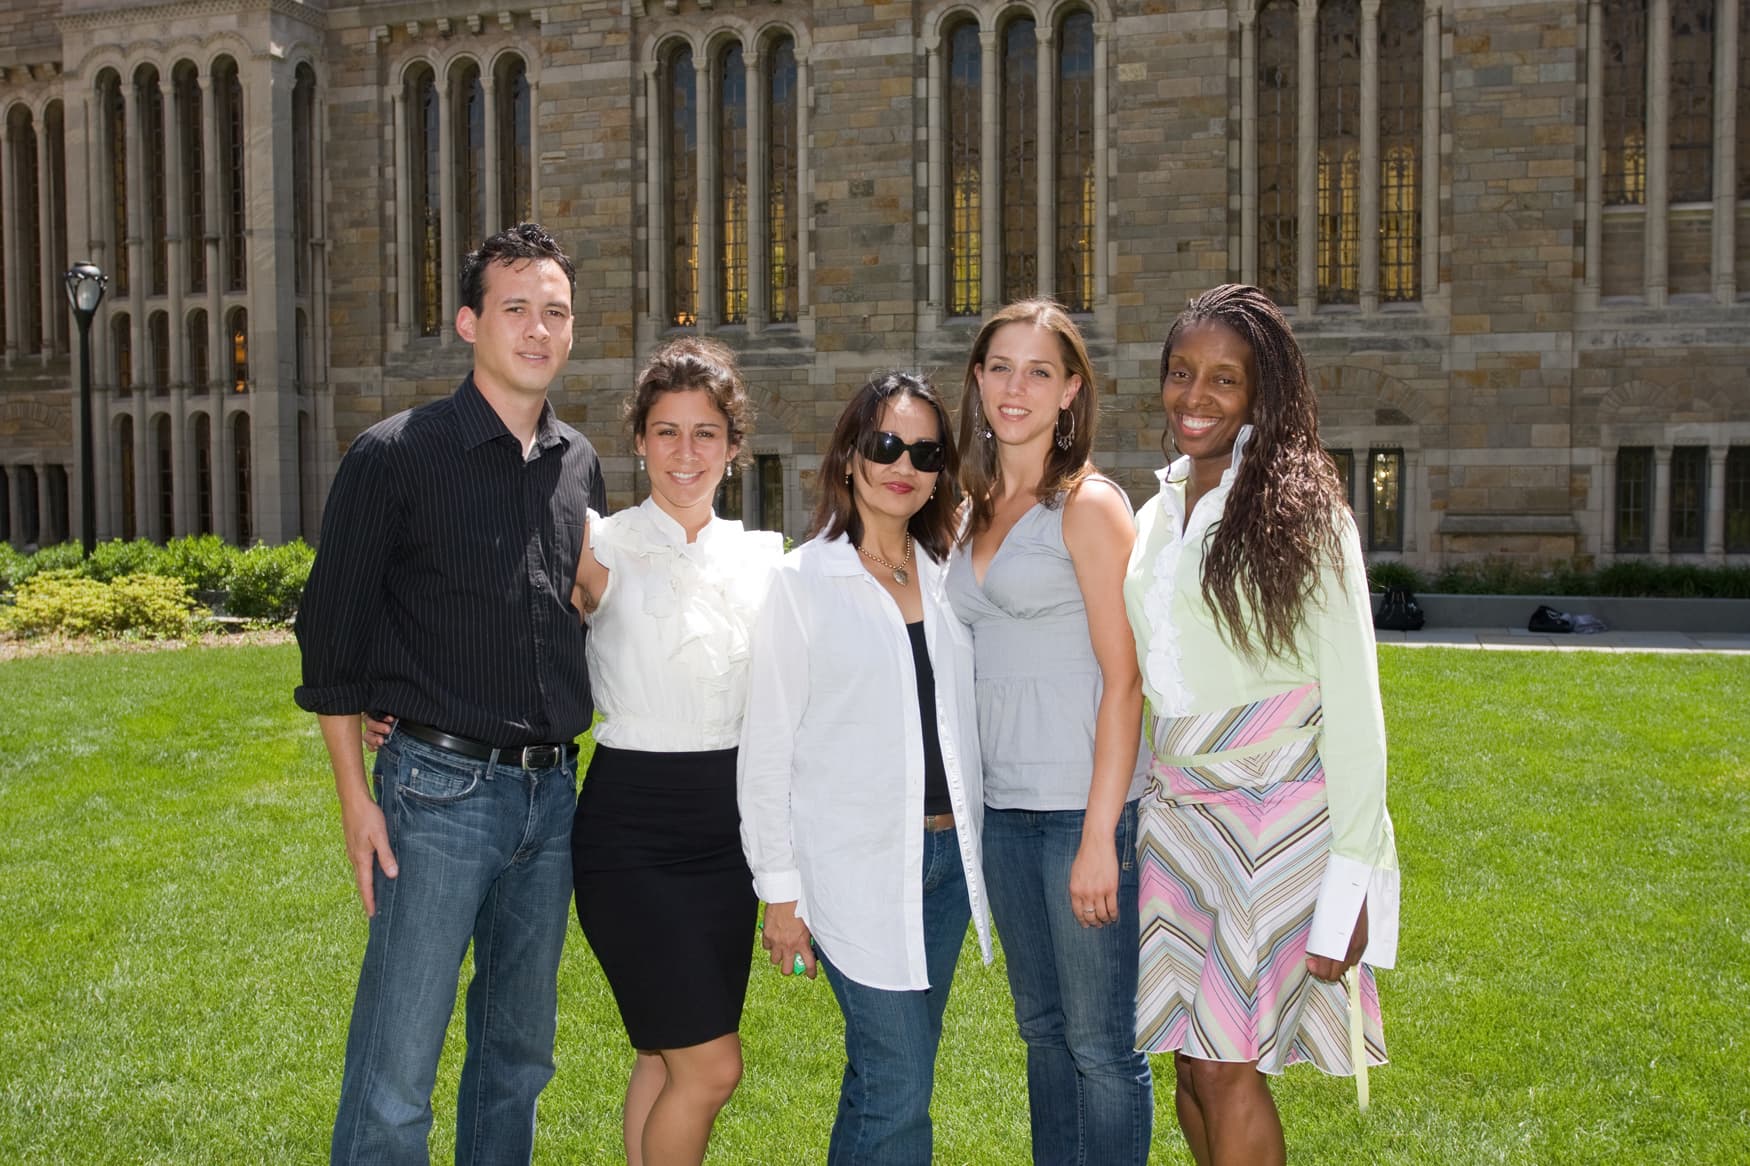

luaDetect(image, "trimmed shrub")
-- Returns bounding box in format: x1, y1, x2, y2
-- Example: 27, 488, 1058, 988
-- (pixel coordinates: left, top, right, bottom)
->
1366, 560, 1425, 592
225, 540, 315, 620
160, 534, 242, 595
22, 541, 84, 582
84, 538, 167, 583
1, 570, 198, 638
0, 542, 25, 592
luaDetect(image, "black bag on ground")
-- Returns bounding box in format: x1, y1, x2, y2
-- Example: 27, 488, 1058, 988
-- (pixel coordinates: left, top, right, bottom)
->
1374, 586, 1426, 631
1528, 604, 1573, 633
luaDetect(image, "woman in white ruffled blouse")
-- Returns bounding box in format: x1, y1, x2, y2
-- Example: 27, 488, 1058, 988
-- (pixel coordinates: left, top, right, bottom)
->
568, 337, 783, 1166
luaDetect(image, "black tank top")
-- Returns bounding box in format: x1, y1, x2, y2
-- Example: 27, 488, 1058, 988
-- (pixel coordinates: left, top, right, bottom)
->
906, 620, 952, 816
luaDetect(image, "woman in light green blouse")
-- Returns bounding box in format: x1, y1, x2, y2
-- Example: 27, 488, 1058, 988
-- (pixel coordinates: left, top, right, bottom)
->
1123, 284, 1399, 1166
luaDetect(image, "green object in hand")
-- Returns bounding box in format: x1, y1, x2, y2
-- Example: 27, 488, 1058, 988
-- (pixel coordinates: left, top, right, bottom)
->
793, 954, 806, 975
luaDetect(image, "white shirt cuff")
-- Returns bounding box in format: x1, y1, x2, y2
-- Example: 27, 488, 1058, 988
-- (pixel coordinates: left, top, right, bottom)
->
753, 869, 802, 905
1308, 853, 1400, 969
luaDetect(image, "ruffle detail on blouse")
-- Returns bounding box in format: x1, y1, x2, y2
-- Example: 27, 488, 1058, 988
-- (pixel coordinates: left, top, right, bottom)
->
1142, 513, 1191, 718
591, 504, 780, 695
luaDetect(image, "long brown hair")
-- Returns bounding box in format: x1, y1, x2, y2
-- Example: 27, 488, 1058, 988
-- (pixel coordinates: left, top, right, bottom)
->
955, 299, 1096, 538
807, 371, 961, 562
1162, 284, 1346, 661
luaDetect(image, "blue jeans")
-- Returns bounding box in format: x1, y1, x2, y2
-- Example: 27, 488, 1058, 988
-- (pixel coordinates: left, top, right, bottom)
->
330, 731, 578, 1166
817, 828, 972, 1166
983, 801, 1153, 1166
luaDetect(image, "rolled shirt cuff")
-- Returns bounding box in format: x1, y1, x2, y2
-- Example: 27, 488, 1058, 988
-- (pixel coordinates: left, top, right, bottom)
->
752, 869, 802, 906
293, 682, 371, 716
1308, 852, 1400, 970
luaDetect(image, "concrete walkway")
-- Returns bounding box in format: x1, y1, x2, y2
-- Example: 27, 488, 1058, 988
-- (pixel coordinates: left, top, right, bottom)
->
1375, 627, 1750, 654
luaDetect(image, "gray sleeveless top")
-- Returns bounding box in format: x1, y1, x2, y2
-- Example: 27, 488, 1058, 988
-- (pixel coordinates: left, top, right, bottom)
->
946, 479, 1151, 811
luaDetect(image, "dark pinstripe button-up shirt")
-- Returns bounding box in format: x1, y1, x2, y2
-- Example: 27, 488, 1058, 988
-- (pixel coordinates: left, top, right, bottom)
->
294, 375, 605, 745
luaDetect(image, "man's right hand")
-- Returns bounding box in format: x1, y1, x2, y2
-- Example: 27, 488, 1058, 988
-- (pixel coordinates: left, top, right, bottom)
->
319, 713, 399, 916
340, 794, 398, 916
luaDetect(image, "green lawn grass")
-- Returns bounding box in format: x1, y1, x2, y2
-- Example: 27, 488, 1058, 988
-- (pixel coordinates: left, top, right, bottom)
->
1, 644, 1745, 1163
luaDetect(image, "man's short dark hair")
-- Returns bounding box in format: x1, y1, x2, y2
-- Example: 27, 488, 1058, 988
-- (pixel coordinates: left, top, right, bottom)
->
458, 223, 577, 315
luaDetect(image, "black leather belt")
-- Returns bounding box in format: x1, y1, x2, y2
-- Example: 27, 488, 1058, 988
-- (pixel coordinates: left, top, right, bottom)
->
396, 720, 579, 771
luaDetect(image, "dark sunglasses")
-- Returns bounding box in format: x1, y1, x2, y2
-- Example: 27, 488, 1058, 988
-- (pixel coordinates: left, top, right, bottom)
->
860, 430, 948, 473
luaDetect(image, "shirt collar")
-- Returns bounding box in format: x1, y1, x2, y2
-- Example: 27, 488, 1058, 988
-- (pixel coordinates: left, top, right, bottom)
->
454, 374, 567, 454
636, 494, 722, 548
1157, 424, 1256, 493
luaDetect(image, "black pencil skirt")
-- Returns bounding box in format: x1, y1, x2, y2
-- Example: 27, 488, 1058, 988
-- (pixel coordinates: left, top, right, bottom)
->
571, 744, 758, 1050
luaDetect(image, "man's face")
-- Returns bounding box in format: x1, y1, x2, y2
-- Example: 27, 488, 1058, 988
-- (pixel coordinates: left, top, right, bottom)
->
455, 258, 574, 403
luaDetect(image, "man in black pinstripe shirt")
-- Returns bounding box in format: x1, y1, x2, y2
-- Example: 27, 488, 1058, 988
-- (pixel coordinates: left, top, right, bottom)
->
295, 224, 604, 1165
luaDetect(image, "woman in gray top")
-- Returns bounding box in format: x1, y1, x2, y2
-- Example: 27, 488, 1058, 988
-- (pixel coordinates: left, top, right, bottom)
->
946, 299, 1154, 1164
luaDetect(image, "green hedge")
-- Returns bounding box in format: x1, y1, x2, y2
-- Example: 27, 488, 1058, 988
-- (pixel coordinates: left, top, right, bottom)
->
1, 571, 200, 638
1, 537, 311, 637
1368, 557, 1750, 599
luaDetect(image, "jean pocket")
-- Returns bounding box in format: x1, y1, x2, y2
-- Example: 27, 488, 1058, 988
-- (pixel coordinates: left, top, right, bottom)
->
395, 750, 485, 806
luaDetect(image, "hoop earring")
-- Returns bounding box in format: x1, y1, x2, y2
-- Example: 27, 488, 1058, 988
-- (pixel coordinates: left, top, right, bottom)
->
1055, 408, 1076, 452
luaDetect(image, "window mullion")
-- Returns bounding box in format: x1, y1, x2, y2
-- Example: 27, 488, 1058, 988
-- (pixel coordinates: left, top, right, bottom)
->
1035, 23, 1055, 302
436, 74, 457, 342
1359, 0, 1380, 311
747, 45, 766, 333
980, 26, 1000, 314
1711, 0, 1738, 301
1296, 0, 1318, 310
1645, 0, 1670, 305
698, 52, 718, 330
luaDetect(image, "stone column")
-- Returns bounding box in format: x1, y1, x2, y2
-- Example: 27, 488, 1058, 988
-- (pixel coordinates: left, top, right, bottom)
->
795, 53, 812, 321
1359, 0, 1381, 313
482, 76, 500, 233
37, 115, 58, 358
1295, 0, 1318, 311
1652, 444, 1672, 557
124, 75, 147, 394
437, 74, 456, 342
130, 391, 149, 539
1034, 23, 1055, 301
170, 386, 188, 535
1598, 450, 1616, 556
1240, 7, 1258, 286
1584, 0, 1608, 307
527, 76, 541, 221
92, 390, 111, 539
162, 79, 186, 385
925, 44, 944, 311
201, 73, 223, 385
214, 400, 234, 541
1421, 0, 1440, 299
746, 46, 767, 334
1, 119, 19, 362
1643, 0, 1669, 306
979, 26, 1000, 312
697, 59, 718, 330
1705, 446, 1727, 557
1092, 22, 1108, 305
5, 466, 24, 544
391, 86, 411, 346
643, 63, 666, 331
1711, 0, 1738, 303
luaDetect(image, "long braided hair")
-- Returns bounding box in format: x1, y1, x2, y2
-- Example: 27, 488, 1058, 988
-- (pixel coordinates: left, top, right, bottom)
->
1161, 284, 1347, 661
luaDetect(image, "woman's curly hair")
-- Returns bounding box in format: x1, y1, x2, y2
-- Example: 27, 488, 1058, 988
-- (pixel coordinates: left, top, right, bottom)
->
1161, 284, 1347, 661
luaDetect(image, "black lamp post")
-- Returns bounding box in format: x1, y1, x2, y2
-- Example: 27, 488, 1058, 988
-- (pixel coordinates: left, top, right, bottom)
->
64, 262, 108, 557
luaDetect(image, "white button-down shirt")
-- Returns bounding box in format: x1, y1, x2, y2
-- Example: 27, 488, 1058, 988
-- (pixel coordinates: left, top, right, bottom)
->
738, 533, 994, 991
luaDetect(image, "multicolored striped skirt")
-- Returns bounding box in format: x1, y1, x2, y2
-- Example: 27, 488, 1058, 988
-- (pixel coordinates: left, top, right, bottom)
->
1136, 683, 1385, 1076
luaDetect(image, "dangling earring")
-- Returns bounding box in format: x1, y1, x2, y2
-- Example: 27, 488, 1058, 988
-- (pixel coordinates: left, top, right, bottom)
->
725, 460, 735, 479
637, 455, 646, 472
845, 467, 853, 485
1055, 408, 1075, 452
977, 399, 993, 441
930, 482, 938, 499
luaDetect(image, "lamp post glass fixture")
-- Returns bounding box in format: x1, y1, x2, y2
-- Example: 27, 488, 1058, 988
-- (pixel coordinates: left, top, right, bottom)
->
65, 262, 108, 557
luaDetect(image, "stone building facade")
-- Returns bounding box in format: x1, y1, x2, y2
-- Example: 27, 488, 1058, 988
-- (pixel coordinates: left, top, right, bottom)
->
1, 0, 1746, 566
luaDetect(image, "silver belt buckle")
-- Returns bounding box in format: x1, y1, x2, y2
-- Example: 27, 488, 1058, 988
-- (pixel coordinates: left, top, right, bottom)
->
519, 745, 562, 770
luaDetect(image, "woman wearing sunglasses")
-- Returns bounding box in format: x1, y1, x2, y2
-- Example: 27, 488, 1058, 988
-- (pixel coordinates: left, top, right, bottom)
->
946, 300, 1153, 1163
739, 371, 993, 1165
